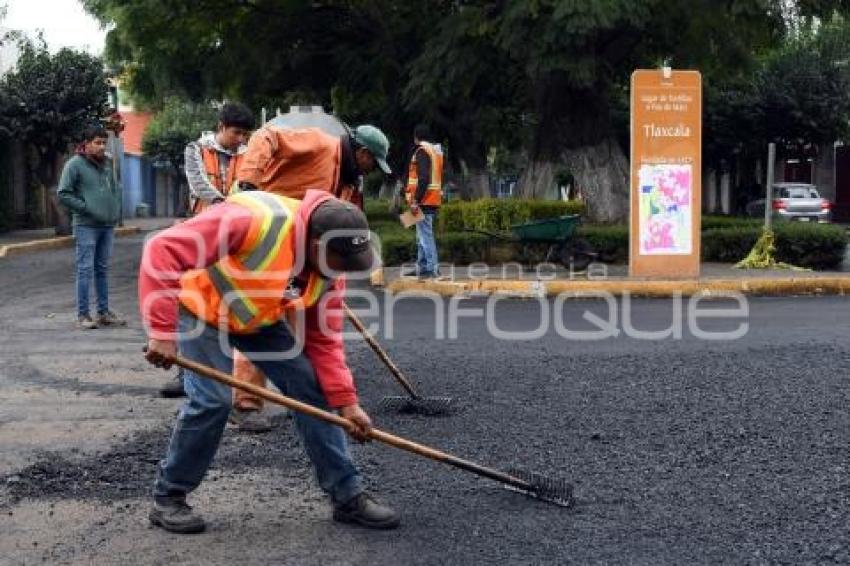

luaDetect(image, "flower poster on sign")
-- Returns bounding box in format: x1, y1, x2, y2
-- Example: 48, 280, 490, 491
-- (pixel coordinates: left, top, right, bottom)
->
638, 164, 692, 255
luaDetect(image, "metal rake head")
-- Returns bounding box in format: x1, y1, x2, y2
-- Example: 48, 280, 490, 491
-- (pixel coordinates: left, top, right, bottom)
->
503, 468, 575, 508
378, 395, 456, 416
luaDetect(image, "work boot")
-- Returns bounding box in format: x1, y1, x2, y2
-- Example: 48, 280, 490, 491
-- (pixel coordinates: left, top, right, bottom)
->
149, 497, 205, 534
332, 493, 400, 530
96, 310, 127, 327
228, 407, 273, 433
159, 370, 186, 398
77, 315, 98, 330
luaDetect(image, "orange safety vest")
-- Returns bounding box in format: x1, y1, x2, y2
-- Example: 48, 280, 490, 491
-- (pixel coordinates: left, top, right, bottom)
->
179, 191, 330, 333
194, 147, 244, 215
406, 141, 443, 207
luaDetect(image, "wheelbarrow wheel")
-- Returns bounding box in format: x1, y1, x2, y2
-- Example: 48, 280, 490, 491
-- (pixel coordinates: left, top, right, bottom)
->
517, 243, 541, 271
559, 238, 596, 272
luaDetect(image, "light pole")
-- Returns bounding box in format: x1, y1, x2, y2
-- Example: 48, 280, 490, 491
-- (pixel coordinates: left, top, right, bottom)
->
764, 142, 776, 231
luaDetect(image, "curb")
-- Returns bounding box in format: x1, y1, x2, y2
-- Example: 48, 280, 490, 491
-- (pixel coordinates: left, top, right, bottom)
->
385, 276, 850, 298
0, 226, 142, 259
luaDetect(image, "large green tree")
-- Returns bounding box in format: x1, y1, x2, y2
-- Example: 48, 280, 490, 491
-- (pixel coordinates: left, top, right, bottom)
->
142, 97, 218, 170
141, 97, 219, 216
0, 38, 109, 225
405, 1, 850, 219
85, 0, 850, 221
704, 16, 850, 178
84, 0, 438, 175
405, 1, 793, 219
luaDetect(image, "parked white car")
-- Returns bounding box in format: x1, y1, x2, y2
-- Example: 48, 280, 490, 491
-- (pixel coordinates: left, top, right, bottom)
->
746, 183, 832, 223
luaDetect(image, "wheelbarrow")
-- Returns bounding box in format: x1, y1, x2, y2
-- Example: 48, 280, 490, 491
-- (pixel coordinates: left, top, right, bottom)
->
470, 214, 596, 271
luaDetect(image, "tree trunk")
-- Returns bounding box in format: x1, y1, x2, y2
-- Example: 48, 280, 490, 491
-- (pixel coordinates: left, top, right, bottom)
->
458, 159, 490, 200
519, 74, 630, 222
26, 146, 64, 228
519, 137, 629, 222
378, 179, 400, 200
465, 167, 491, 199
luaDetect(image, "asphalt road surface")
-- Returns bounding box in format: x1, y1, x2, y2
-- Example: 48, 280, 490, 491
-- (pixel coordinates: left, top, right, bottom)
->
1, 233, 849, 565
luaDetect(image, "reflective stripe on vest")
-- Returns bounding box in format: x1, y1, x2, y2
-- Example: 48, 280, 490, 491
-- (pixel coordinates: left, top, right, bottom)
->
204, 191, 295, 330
406, 142, 443, 207
179, 191, 338, 333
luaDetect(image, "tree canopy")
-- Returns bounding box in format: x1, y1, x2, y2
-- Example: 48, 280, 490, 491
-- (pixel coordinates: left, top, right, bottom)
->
84, 0, 850, 219
142, 96, 218, 171
705, 17, 850, 165
0, 39, 108, 157
0, 36, 109, 227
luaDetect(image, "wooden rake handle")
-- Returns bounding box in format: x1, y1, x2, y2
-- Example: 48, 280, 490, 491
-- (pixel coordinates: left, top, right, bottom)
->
342, 302, 421, 399
169, 353, 532, 493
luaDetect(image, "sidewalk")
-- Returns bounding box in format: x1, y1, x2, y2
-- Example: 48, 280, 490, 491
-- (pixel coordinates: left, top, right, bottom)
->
381, 261, 850, 298
4, 220, 850, 299
0, 217, 178, 258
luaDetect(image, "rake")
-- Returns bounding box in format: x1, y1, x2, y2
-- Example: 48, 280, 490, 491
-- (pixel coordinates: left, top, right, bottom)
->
168, 353, 573, 508
343, 303, 455, 416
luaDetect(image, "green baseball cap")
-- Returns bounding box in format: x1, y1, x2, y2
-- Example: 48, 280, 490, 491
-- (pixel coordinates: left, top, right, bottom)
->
354, 125, 391, 175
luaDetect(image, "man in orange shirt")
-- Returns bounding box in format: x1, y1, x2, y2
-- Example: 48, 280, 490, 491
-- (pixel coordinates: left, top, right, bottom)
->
227, 123, 391, 425
237, 123, 390, 204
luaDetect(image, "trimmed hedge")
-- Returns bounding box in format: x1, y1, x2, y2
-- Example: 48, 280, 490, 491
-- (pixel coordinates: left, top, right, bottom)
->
377, 231, 491, 266
576, 224, 629, 264
366, 198, 586, 234
701, 227, 760, 263
378, 232, 415, 266
438, 199, 585, 233
701, 216, 762, 230
702, 223, 848, 268
367, 202, 847, 269
374, 224, 847, 269
773, 223, 848, 269
364, 199, 397, 224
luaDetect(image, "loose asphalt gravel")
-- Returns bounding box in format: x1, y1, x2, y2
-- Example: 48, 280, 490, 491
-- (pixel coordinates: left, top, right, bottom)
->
1, 233, 850, 565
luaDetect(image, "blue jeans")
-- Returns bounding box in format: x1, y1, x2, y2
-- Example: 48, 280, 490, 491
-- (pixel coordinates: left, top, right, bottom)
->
154, 311, 363, 505
73, 225, 114, 317
416, 210, 439, 274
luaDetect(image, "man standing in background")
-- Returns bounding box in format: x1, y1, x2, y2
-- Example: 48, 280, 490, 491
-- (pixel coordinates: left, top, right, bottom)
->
403, 124, 443, 279
58, 125, 126, 330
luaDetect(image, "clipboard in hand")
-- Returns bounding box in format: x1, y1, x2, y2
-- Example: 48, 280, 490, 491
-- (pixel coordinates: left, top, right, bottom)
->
399, 208, 425, 228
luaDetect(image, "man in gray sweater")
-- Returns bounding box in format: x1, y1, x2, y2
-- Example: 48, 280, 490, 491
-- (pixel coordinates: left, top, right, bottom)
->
58, 125, 126, 330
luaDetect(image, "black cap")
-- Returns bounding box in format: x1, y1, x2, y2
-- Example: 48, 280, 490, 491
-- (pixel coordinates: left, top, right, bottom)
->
308, 199, 376, 272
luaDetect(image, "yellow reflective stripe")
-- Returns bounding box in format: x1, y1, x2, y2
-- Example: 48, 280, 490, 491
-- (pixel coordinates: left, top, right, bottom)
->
306, 277, 328, 307
230, 192, 293, 272
206, 191, 299, 329
207, 264, 257, 327
250, 213, 290, 272
285, 276, 330, 311
408, 143, 442, 192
